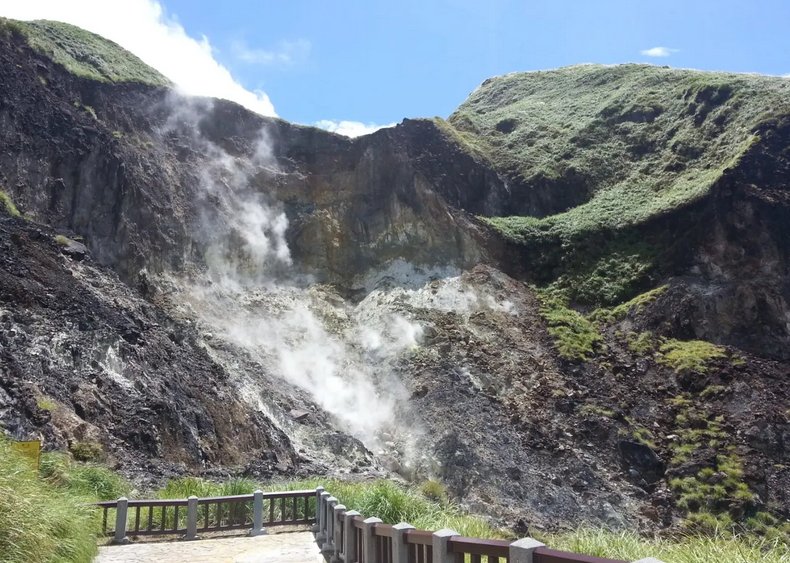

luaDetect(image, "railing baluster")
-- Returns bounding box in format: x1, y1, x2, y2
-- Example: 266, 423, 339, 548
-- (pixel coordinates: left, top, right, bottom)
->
269, 497, 275, 523
472, 555, 481, 563
160, 506, 166, 531
134, 506, 140, 533
174, 505, 179, 531
204, 503, 209, 530
217, 502, 223, 529
281, 496, 286, 522
148, 505, 154, 531
102, 507, 108, 535
293, 496, 298, 522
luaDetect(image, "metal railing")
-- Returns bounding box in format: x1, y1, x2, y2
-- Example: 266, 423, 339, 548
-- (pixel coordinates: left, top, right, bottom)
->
94, 489, 315, 544
313, 486, 665, 563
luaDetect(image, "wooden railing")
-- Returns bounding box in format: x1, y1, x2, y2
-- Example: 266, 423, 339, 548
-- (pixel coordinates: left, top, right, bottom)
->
314, 486, 663, 563
94, 489, 315, 544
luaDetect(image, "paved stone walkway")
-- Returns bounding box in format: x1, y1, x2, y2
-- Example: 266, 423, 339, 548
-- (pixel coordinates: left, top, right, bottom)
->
94, 531, 321, 563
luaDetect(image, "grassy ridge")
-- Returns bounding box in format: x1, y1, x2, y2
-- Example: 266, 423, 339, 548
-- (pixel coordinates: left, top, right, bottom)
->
452, 64, 789, 240
449, 65, 790, 305
1, 18, 171, 87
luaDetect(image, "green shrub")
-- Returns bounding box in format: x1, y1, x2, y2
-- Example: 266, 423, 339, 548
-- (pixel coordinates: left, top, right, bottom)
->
0, 438, 102, 563
69, 441, 104, 463
0, 190, 20, 216
418, 480, 447, 503
539, 296, 602, 360
658, 339, 727, 373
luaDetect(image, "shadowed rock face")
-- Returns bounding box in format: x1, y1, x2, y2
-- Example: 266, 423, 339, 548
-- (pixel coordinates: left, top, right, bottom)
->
5, 26, 790, 535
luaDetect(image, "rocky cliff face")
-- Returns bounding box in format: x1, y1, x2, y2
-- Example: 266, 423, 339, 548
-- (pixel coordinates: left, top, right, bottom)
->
3, 21, 790, 536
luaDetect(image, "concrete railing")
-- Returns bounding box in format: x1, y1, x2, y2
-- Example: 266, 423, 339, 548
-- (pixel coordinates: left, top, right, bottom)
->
95, 485, 665, 563
313, 486, 666, 563
94, 489, 316, 544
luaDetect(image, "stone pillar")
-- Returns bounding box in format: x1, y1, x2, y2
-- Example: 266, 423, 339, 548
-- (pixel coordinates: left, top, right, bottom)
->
392, 523, 415, 563
343, 511, 361, 563
313, 486, 325, 534
184, 495, 200, 541
432, 528, 459, 563
331, 504, 346, 563
249, 490, 266, 537
322, 497, 338, 554
112, 497, 130, 545
318, 491, 331, 542
363, 517, 383, 563
509, 538, 546, 563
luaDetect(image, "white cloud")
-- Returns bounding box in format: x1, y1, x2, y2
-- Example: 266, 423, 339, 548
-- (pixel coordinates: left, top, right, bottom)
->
232, 38, 311, 67
640, 46, 680, 57
0, 0, 277, 116
315, 120, 397, 138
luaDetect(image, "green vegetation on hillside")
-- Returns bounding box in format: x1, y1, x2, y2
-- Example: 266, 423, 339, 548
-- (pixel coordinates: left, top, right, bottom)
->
0, 190, 20, 216
537, 295, 602, 360
0, 438, 126, 563
455, 65, 788, 240
1, 18, 171, 87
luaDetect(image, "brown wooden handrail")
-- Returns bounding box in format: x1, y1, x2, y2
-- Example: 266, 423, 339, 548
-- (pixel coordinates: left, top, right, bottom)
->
372, 523, 394, 537
404, 529, 434, 546
534, 548, 626, 563
448, 537, 511, 558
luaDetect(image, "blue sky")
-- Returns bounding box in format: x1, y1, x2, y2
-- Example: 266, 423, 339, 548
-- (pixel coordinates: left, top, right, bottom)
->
184, 0, 790, 125
2, 0, 789, 136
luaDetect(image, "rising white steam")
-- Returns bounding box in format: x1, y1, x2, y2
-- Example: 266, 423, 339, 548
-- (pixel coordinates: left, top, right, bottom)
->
157, 95, 421, 449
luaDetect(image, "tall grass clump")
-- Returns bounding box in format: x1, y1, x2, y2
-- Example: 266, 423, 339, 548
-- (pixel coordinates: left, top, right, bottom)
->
0, 438, 103, 563
545, 528, 790, 563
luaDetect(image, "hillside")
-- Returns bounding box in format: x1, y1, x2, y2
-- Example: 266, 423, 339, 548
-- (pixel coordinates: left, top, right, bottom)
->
1, 18, 171, 86
2, 18, 790, 551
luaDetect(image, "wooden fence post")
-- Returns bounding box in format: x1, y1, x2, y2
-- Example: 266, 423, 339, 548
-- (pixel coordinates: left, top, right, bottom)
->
432, 529, 459, 563
249, 490, 266, 536
112, 497, 130, 545
343, 510, 361, 563
392, 523, 415, 563
509, 538, 546, 563
363, 517, 382, 563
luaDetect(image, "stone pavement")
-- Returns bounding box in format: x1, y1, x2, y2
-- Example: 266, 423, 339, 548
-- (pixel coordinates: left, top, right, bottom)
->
94, 531, 322, 563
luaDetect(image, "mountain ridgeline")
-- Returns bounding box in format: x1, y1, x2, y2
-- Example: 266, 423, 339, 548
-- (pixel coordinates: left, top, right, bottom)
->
2, 19, 790, 539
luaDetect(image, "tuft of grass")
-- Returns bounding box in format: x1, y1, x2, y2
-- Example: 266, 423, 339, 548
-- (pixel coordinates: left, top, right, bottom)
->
69, 441, 104, 463
0, 190, 20, 216
546, 528, 790, 563
627, 331, 655, 355
0, 438, 106, 563
55, 234, 71, 245
590, 286, 668, 324
579, 404, 616, 418
39, 452, 129, 501
658, 339, 727, 373
538, 296, 602, 360
4, 18, 171, 87
418, 480, 448, 503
